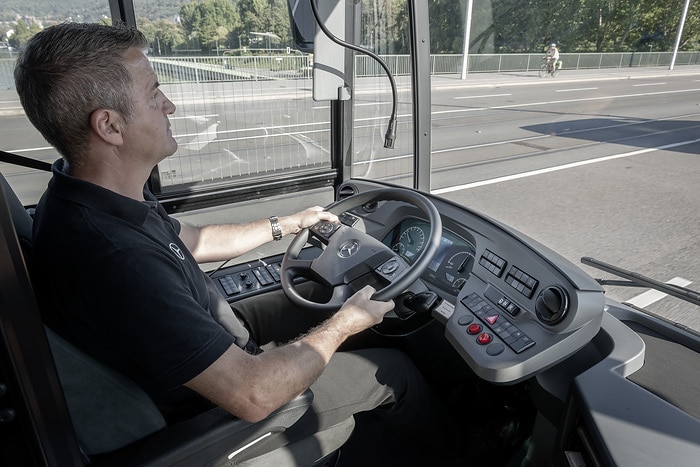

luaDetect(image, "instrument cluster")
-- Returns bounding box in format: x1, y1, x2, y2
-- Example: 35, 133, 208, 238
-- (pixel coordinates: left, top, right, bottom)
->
382, 217, 476, 296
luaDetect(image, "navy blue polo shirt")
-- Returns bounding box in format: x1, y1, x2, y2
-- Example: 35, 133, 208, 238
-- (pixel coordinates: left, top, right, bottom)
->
32, 160, 247, 421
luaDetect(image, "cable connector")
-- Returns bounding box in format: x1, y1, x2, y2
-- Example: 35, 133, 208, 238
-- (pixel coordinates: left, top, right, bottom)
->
383, 117, 397, 148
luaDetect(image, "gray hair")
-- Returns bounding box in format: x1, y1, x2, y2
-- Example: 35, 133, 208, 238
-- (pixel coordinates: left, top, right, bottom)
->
14, 22, 149, 166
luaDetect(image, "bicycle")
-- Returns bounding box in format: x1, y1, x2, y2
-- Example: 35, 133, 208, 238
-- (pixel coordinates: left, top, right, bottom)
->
539, 57, 560, 77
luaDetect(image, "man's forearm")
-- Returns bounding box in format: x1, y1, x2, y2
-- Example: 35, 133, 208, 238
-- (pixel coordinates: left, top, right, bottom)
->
185, 287, 389, 423
187, 220, 278, 263
180, 207, 334, 263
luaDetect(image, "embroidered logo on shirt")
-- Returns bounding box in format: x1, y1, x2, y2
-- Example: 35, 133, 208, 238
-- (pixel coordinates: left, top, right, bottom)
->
169, 243, 186, 260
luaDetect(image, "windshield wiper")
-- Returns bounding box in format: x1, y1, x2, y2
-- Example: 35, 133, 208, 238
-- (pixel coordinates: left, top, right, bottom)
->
581, 256, 700, 307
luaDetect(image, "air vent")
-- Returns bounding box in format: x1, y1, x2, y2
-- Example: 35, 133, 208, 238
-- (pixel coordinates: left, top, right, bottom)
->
535, 286, 569, 325
336, 184, 357, 200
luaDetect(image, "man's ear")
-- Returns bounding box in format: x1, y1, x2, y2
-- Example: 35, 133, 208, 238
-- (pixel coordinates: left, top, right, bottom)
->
90, 108, 125, 146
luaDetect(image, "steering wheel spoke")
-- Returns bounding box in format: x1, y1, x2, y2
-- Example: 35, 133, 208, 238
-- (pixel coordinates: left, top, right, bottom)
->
283, 256, 315, 275
374, 255, 411, 283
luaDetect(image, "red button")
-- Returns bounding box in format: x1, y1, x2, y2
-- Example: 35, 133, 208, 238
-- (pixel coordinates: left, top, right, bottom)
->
477, 333, 492, 345
485, 314, 499, 325
467, 323, 482, 335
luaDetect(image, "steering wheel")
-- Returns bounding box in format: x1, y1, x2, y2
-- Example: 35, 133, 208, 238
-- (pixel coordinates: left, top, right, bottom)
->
280, 188, 442, 311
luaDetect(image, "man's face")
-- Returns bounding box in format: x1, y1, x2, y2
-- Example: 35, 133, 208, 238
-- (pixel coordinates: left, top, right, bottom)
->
121, 47, 177, 165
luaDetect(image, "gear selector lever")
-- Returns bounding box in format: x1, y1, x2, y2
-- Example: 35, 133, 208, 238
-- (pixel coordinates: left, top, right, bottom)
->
395, 291, 441, 319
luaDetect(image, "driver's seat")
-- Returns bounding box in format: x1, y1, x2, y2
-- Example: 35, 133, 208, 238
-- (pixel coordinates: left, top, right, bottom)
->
0, 171, 354, 466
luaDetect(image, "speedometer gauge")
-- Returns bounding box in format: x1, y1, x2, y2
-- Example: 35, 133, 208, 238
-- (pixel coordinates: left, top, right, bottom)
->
445, 251, 474, 291
393, 226, 425, 261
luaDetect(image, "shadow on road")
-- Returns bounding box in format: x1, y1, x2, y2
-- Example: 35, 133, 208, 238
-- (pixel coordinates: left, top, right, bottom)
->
522, 116, 700, 154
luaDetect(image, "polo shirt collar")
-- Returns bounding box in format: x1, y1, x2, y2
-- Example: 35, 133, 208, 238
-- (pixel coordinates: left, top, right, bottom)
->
48, 159, 154, 226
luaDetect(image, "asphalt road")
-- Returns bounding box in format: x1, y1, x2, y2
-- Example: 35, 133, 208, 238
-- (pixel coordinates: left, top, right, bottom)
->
428, 67, 700, 332
2, 65, 699, 331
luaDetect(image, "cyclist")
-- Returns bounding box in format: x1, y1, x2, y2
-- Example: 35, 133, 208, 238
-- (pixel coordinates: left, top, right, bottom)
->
545, 43, 560, 74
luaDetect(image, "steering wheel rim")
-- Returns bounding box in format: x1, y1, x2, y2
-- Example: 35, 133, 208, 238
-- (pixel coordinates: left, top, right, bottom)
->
281, 187, 442, 311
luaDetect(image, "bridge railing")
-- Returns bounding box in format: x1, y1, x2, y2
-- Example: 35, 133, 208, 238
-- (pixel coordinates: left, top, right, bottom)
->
450, 51, 700, 74
3, 51, 700, 89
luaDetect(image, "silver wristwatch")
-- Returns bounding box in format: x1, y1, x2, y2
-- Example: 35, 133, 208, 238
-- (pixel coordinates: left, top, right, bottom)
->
269, 216, 283, 241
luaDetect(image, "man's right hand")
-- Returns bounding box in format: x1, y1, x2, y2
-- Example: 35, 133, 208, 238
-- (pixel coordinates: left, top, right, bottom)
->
334, 285, 395, 335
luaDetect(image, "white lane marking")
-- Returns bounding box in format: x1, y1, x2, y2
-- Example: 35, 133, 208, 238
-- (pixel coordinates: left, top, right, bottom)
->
454, 93, 512, 99
5, 146, 54, 153
432, 134, 553, 154
431, 137, 700, 194
431, 87, 700, 116
169, 114, 219, 120
355, 101, 392, 106
625, 277, 692, 308
316, 102, 391, 110
633, 82, 666, 87
431, 113, 700, 155
555, 88, 598, 92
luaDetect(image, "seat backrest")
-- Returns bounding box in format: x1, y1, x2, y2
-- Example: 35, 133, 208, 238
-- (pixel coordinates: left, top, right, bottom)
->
0, 173, 85, 464
0, 171, 166, 456
45, 327, 166, 455
0, 171, 32, 256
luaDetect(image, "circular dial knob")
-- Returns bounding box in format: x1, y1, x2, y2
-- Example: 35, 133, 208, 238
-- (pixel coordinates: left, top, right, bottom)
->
535, 286, 569, 325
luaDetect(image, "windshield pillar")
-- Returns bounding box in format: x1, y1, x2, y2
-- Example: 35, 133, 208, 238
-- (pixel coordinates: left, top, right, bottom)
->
409, 0, 432, 192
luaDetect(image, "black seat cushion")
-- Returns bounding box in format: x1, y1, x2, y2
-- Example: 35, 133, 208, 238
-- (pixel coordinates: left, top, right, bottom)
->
45, 326, 167, 455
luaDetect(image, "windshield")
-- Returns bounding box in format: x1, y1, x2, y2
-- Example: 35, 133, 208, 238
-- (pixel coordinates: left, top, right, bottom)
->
2, 0, 699, 334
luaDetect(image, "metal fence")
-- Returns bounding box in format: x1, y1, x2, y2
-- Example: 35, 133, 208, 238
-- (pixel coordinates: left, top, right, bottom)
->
354, 51, 700, 76
455, 51, 700, 74
3, 51, 700, 89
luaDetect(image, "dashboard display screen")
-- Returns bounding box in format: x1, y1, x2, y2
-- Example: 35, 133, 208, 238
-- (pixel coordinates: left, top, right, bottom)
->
382, 218, 476, 295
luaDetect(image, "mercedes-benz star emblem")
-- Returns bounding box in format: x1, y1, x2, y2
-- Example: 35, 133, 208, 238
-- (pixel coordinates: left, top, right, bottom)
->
338, 240, 360, 258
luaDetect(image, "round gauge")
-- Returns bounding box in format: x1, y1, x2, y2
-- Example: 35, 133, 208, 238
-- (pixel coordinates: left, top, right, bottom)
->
452, 277, 468, 292
398, 226, 425, 260
445, 251, 474, 288
392, 242, 406, 255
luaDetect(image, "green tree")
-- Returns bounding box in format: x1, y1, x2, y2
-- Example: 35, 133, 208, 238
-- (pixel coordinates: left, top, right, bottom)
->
235, 0, 291, 50
180, 0, 239, 53
237, 0, 269, 40
139, 18, 186, 55
428, 0, 464, 53
8, 19, 42, 50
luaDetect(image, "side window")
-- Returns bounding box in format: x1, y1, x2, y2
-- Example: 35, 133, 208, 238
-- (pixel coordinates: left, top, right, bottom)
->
133, 0, 331, 196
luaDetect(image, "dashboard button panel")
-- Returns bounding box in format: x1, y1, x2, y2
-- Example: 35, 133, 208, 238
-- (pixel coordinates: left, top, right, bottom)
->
479, 250, 506, 277
505, 265, 539, 298
217, 262, 282, 298
459, 293, 536, 354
